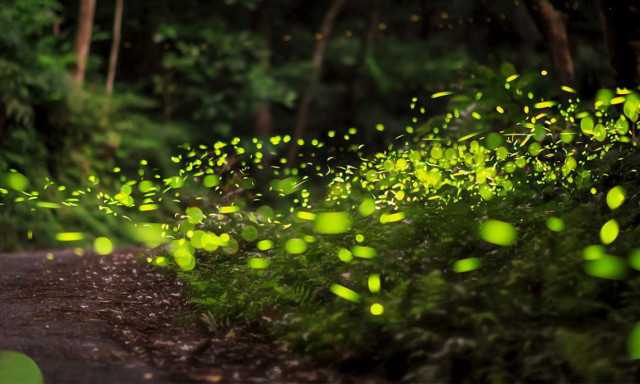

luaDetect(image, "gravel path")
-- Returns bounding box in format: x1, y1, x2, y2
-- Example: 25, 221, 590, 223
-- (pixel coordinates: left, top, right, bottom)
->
0, 249, 341, 384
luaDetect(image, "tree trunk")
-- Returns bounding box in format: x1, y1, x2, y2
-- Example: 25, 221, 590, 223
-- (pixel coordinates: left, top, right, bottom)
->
344, 0, 381, 128
253, 0, 273, 138
419, 0, 430, 38
106, 0, 124, 96
596, 0, 640, 88
524, 0, 575, 87
71, 0, 97, 84
287, 0, 345, 165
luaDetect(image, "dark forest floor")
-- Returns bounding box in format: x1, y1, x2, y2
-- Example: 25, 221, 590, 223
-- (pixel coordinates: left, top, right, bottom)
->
0, 249, 347, 384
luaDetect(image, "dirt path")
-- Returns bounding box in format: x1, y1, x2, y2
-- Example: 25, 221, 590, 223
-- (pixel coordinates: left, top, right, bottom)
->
0, 249, 341, 384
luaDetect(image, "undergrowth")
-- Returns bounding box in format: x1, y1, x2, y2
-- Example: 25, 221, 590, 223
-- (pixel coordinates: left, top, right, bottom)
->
3, 67, 640, 381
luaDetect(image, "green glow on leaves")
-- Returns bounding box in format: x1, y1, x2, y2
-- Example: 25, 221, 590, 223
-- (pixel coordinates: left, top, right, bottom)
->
314, 212, 352, 234
453, 257, 481, 273
600, 219, 619, 245
330, 284, 360, 302
606, 186, 625, 210
479, 220, 516, 246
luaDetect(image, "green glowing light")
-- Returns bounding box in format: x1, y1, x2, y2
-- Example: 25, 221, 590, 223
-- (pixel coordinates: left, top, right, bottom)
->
203, 174, 220, 187
0, 351, 43, 384
220, 206, 240, 214
453, 257, 481, 273
338, 248, 353, 263
330, 284, 360, 302
296, 211, 317, 221
186, 206, 204, 224
241, 226, 259, 242
585, 255, 626, 280
370, 303, 384, 315
352, 245, 377, 259
56, 232, 85, 242
139, 204, 159, 211
600, 219, 619, 245
35, 202, 60, 209
629, 322, 640, 359
248, 257, 269, 269
314, 212, 352, 234
2, 172, 29, 191
93, 237, 113, 255
479, 220, 516, 246
546, 217, 565, 232
629, 249, 640, 271
173, 247, 195, 271
285, 238, 307, 254
606, 186, 625, 210
257, 239, 273, 251
138, 180, 154, 193
368, 274, 381, 293
359, 198, 376, 216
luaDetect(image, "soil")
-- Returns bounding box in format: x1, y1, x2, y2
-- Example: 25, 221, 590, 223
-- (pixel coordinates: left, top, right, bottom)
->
0, 249, 345, 384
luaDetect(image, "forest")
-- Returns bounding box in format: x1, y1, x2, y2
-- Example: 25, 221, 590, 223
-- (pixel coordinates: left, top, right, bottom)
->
2, 0, 640, 382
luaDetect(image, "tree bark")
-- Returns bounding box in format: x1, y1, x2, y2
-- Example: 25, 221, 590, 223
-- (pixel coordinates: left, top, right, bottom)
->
287, 0, 345, 165
253, 0, 273, 138
524, 0, 575, 87
71, 0, 97, 84
344, 0, 381, 128
419, 0, 430, 38
106, 0, 124, 96
596, 0, 640, 88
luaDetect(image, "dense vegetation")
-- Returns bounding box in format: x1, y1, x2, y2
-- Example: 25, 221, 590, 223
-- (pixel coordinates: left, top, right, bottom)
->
2, 0, 640, 382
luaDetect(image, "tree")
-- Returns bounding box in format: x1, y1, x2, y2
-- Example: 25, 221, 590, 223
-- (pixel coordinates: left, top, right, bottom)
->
524, 0, 575, 87
106, 0, 124, 96
71, 0, 96, 84
344, 0, 381, 128
252, 0, 272, 138
287, 0, 345, 165
597, 0, 640, 88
